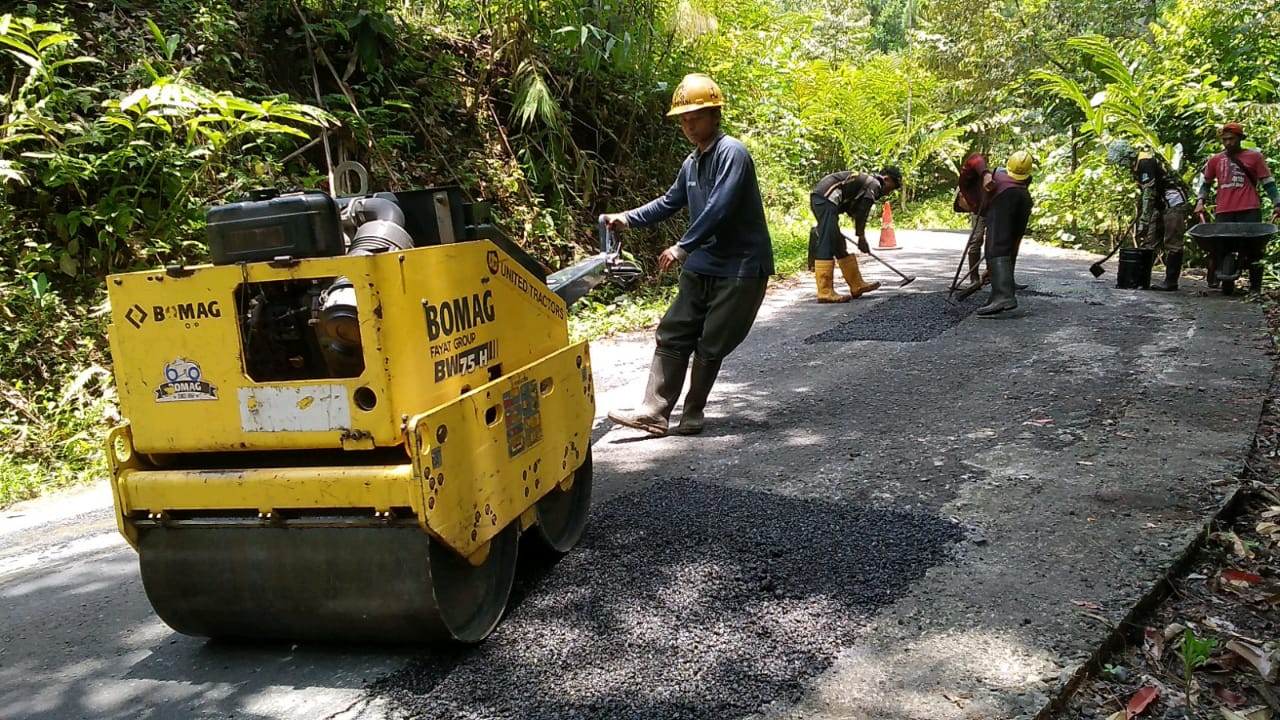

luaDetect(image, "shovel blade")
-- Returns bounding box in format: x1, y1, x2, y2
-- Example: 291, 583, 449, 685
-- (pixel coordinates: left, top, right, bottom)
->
1089, 263, 1105, 278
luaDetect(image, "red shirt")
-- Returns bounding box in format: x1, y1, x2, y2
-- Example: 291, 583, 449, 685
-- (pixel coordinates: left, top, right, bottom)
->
957, 154, 989, 213
1203, 149, 1273, 213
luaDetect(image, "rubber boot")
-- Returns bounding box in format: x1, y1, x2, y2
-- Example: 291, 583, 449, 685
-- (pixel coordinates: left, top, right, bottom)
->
835, 255, 881, 298
1219, 252, 1238, 280
1138, 248, 1156, 289
967, 244, 982, 286
1150, 251, 1181, 291
977, 256, 1017, 316
675, 357, 722, 436
607, 351, 687, 436
814, 260, 851, 303
1010, 256, 1028, 291
1249, 264, 1264, 294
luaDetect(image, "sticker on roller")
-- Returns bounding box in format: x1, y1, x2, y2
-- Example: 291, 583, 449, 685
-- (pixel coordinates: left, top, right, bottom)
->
503, 379, 542, 457
239, 385, 351, 432
154, 358, 218, 402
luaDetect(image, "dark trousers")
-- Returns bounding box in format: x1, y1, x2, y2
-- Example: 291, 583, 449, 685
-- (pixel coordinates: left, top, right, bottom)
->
1217, 209, 1262, 223
810, 195, 850, 260
984, 187, 1033, 258
656, 270, 769, 363
965, 213, 986, 277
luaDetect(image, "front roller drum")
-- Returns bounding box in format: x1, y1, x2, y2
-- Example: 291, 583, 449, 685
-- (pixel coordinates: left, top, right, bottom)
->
138, 522, 518, 644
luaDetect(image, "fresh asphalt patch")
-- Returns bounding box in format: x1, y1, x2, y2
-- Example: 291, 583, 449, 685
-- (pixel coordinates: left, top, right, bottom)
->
371, 480, 964, 719
803, 291, 982, 343
801, 287, 1067, 345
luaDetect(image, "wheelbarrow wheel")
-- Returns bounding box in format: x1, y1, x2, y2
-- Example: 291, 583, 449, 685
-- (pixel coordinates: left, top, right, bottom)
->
1222, 277, 1235, 296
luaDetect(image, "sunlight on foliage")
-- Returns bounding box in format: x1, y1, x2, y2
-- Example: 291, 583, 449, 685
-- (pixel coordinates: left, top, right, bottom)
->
3, 0, 1280, 503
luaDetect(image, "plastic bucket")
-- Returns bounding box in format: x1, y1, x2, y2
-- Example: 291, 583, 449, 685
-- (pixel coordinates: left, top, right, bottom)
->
1116, 248, 1154, 289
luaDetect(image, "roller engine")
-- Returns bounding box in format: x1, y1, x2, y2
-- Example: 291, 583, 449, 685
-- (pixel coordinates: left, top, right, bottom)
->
106, 182, 629, 643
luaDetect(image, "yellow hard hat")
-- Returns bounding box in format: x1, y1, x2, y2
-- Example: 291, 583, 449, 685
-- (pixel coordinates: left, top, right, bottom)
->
667, 73, 725, 116
1006, 150, 1033, 181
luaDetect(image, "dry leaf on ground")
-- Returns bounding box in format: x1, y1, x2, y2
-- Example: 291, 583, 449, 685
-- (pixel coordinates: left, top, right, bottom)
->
1226, 640, 1278, 683
1221, 570, 1265, 585
1215, 682, 1253, 708
1126, 686, 1159, 718
1218, 706, 1274, 720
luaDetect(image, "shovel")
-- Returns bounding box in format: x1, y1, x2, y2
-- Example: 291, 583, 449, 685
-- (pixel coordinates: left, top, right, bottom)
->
1090, 218, 1138, 278
1089, 244, 1121, 277
840, 230, 915, 286
864, 248, 917, 287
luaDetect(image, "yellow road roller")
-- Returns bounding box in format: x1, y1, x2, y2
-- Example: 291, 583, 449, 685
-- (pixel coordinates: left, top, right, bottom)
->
105, 185, 633, 643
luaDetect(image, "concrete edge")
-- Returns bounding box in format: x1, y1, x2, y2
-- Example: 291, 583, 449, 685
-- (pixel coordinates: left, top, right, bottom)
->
1035, 358, 1278, 718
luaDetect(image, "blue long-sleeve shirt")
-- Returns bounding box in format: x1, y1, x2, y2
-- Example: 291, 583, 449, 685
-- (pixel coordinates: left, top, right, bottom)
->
623, 132, 775, 278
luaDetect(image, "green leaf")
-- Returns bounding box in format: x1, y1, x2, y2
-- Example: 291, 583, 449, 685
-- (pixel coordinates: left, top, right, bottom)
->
0, 32, 38, 58
98, 116, 136, 131
511, 60, 561, 131
35, 32, 77, 52
0, 133, 44, 145
2, 47, 40, 71
49, 56, 102, 70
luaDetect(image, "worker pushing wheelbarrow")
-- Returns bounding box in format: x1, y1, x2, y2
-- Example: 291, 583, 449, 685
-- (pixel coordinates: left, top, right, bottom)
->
1187, 221, 1277, 295
1188, 122, 1280, 294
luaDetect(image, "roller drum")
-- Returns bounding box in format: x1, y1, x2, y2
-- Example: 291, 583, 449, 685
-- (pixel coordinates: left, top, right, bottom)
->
138, 523, 518, 644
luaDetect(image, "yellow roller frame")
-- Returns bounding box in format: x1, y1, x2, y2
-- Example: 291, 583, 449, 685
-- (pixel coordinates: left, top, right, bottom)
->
108, 340, 595, 560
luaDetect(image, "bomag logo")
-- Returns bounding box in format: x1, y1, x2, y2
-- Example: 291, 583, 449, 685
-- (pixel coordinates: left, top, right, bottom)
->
154, 357, 218, 402
153, 301, 221, 322
486, 250, 500, 275
424, 290, 496, 340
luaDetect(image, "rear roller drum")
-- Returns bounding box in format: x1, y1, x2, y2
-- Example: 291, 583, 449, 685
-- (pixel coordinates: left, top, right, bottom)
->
534, 450, 593, 553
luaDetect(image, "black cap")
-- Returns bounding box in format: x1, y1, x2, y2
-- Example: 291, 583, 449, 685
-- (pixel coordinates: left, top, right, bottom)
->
880, 166, 903, 187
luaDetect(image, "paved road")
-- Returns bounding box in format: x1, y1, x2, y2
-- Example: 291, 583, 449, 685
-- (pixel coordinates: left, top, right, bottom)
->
1, 230, 1270, 719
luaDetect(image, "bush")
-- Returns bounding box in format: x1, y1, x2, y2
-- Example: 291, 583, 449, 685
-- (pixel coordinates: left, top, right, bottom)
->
0, 363, 115, 507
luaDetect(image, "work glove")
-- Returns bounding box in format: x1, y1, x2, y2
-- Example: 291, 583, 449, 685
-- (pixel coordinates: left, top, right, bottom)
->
856, 235, 871, 254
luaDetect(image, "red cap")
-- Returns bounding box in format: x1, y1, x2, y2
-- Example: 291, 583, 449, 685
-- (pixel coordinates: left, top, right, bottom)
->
1220, 122, 1246, 138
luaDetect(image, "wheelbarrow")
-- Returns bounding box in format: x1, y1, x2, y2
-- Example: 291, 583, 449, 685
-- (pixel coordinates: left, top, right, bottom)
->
1187, 222, 1277, 295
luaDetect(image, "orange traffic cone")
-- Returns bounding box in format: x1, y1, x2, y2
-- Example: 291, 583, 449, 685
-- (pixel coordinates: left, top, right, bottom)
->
877, 201, 899, 250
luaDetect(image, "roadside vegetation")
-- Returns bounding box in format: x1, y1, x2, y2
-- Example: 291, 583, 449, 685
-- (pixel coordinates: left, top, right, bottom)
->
1, 0, 1278, 505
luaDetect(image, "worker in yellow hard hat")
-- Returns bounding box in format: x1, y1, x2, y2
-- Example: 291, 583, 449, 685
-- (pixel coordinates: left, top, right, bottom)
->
976, 151, 1035, 316
808, 166, 900, 302
600, 73, 774, 437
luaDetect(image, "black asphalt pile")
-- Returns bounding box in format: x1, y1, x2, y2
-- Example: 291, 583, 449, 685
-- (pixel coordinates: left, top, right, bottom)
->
803, 292, 981, 343
371, 480, 964, 720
